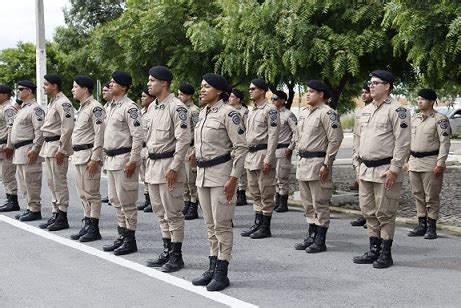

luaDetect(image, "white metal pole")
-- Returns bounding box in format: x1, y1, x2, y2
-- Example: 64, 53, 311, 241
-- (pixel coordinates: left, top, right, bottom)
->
36, 0, 47, 106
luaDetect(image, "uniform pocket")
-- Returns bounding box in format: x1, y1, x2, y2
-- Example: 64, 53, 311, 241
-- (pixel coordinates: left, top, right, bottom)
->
155, 127, 170, 143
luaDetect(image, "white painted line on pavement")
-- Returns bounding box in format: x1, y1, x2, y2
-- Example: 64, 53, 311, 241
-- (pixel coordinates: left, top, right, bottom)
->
0, 215, 258, 308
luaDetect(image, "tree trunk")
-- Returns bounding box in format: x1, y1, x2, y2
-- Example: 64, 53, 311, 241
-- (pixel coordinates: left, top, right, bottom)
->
325, 75, 349, 110
286, 81, 295, 110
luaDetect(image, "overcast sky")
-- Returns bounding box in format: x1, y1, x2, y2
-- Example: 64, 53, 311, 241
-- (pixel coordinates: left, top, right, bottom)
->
0, 0, 69, 50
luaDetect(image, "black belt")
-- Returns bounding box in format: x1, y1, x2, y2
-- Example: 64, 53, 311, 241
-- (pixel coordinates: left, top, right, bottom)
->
361, 157, 393, 168
0, 138, 7, 145
44, 135, 60, 142
248, 144, 267, 153
73, 144, 94, 151
197, 153, 232, 168
148, 150, 175, 160
410, 150, 439, 158
104, 147, 132, 157
277, 143, 290, 149
14, 140, 33, 149
190, 140, 194, 147
299, 151, 326, 158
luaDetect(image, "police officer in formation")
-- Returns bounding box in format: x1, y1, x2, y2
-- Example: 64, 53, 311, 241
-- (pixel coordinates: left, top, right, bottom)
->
137, 87, 155, 212
353, 70, 410, 269
241, 79, 280, 239
0, 85, 19, 212
191, 73, 248, 291
294, 80, 343, 253
102, 71, 143, 256
271, 90, 297, 213
177, 82, 200, 220
70, 75, 105, 242
145, 66, 190, 273
101, 82, 112, 205
407, 89, 450, 240
228, 88, 249, 206
39, 74, 75, 231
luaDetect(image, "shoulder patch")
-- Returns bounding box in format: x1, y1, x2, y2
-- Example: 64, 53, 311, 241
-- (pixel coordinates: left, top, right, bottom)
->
327, 110, 340, 129
268, 109, 278, 127
289, 113, 298, 125
176, 106, 188, 121
93, 106, 104, 125
228, 110, 241, 125
127, 107, 139, 119
62, 102, 73, 118
34, 107, 45, 121
395, 107, 408, 128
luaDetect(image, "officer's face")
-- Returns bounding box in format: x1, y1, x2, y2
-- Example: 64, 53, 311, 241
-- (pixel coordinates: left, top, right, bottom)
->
361, 89, 373, 104
17, 87, 31, 101
141, 92, 154, 108
43, 80, 57, 96
249, 83, 264, 101
271, 96, 285, 109
369, 77, 390, 100
177, 91, 192, 104
71, 82, 86, 102
147, 76, 165, 97
110, 79, 125, 97
200, 80, 221, 105
102, 86, 112, 101
305, 88, 323, 106
417, 96, 434, 112
228, 93, 241, 107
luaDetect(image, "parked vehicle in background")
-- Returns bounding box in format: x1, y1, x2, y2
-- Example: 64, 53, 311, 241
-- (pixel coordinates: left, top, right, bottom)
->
435, 106, 461, 137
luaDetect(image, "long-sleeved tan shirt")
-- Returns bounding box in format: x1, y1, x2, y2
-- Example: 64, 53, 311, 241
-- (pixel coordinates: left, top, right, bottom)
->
40, 92, 74, 157
245, 99, 279, 170
408, 110, 451, 172
104, 94, 143, 170
276, 107, 297, 158
195, 100, 248, 187
72, 96, 105, 165
0, 100, 17, 158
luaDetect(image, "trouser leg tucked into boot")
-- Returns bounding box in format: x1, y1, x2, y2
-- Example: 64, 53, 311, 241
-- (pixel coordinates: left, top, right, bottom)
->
103, 226, 126, 251
241, 212, 263, 237
306, 226, 327, 253
408, 216, 427, 237
161, 242, 184, 273
275, 194, 288, 213
146, 238, 172, 267
192, 256, 217, 286
114, 229, 138, 255
236, 190, 247, 206
80, 218, 102, 242
353, 237, 382, 264
424, 218, 438, 240
273, 193, 281, 211
207, 259, 230, 292
137, 193, 150, 211
250, 215, 272, 239
185, 201, 199, 220
48, 210, 70, 231
71, 217, 90, 240
39, 212, 58, 229
373, 239, 393, 269
295, 223, 317, 250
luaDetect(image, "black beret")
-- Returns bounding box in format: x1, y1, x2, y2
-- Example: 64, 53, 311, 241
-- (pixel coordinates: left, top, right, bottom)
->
307, 80, 331, 98
0, 85, 12, 94
142, 87, 154, 97
17, 80, 37, 90
417, 88, 437, 101
112, 70, 132, 87
149, 66, 173, 82
202, 73, 229, 92
370, 70, 394, 83
273, 90, 287, 101
74, 75, 94, 90
363, 81, 370, 92
103, 83, 110, 88
251, 78, 268, 91
178, 83, 194, 95
231, 88, 244, 100
44, 74, 62, 88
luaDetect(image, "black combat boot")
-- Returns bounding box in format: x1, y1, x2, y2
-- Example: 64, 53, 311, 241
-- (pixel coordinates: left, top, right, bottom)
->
192, 256, 217, 286
241, 212, 263, 237
103, 227, 126, 251
408, 216, 427, 237
143, 204, 153, 212
295, 224, 317, 250
250, 215, 272, 239
146, 238, 172, 267
373, 239, 393, 269
80, 218, 102, 242
48, 210, 70, 231
185, 202, 199, 220
15, 209, 30, 220
114, 229, 138, 255
101, 196, 109, 203
70, 217, 90, 240
207, 259, 230, 292
0, 194, 20, 212
350, 216, 366, 227
353, 237, 382, 264
182, 201, 191, 215
275, 194, 288, 213
39, 212, 58, 229
424, 218, 438, 240
306, 226, 328, 253
137, 193, 150, 211
273, 193, 281, 211
236, 190, 247, 206
161, 242, 184, 273
19, 210, 42, 222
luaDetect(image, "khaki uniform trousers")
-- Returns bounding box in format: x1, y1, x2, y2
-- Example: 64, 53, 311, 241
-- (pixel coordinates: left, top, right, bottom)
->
74, 164, 102, 219
45, 157, 69, 212
238, 172, 247, 191
276, 157, 291, 196
247, 168, 276, 216
198, 186, 235, 261
148, 183, 185, 242
409, 171, 443, 220
299, 180, 332, 227
17, 163, 42, 212
1, 157, 17, 194
107, 168, 139, 230
359, 180, 401, 240
139, 157, 149, 194
184, 159, 198, 202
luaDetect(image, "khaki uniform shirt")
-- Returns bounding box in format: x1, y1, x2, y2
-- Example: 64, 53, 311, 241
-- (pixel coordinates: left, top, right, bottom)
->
195, 100, 248, 187
408, 110, 450, 172
0, 100, 17, 158
8, 98, 45, 164
104, 95, 143, 170
145, 93, 190, 184
354, 96, 411, 183
71, 96, 105, 165
186, 101, 200, 157
40, 92, 75, 157
276, 107, 297, 158
141, 106, 150, 160
296, 103, 343, 181
244, 100, 280, 170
